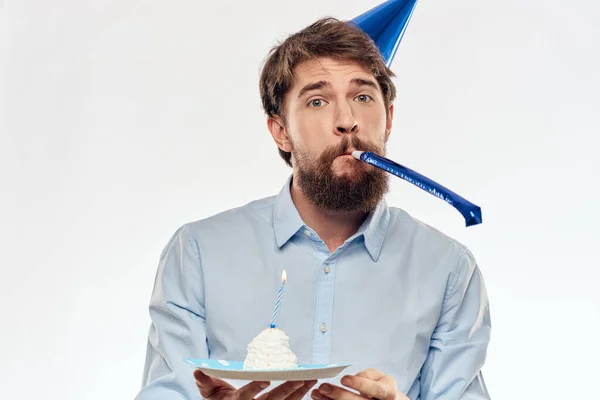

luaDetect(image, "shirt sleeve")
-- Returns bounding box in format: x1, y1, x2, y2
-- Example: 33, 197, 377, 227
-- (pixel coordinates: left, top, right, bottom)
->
419, 246, 492, 400
135, 224, 208, 399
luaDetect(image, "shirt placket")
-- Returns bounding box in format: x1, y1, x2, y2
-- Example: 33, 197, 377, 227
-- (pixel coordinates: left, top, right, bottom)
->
312, 253, 337, 365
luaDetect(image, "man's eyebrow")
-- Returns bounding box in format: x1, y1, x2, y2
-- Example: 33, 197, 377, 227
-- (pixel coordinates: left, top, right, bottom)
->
296, 78, 379, 99
297, 81, 331, 99
350, 78, 379, 90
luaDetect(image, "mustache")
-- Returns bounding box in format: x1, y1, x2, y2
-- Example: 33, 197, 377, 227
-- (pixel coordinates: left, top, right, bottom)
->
320, 136, 381, 162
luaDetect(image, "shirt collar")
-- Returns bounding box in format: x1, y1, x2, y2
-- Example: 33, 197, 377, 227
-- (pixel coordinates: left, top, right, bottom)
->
273, 175, 306, 248
273, 175, 390, 261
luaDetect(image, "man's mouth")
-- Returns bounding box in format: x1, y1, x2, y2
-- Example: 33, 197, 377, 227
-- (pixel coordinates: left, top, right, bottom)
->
342, 148, 359, 156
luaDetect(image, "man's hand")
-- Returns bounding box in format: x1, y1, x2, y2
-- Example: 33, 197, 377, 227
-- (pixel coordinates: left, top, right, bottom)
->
194, 370, 317, 400
310, 368, 408, 400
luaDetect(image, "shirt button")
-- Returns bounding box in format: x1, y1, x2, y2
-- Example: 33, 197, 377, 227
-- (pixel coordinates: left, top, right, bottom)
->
303, 230, 312, 238
320, 323, 328, 333
323, 265, 332, 274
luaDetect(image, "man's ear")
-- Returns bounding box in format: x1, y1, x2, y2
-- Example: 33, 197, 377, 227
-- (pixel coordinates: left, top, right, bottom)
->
267, 115, 292, 152
384, 103, 394, 142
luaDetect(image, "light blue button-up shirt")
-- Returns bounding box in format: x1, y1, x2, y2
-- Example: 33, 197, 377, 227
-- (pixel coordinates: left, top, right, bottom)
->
136, 176, 491, 400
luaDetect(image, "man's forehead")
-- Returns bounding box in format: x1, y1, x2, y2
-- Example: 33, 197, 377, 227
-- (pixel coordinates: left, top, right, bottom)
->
292, 58, 376, 88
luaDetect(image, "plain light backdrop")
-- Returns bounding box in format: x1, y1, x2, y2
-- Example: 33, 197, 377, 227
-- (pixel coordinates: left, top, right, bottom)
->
2, 0, 599, 399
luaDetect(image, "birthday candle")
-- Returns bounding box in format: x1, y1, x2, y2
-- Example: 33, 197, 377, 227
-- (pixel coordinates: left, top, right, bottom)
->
352, 151, 482, 227
270, 270, 287, 328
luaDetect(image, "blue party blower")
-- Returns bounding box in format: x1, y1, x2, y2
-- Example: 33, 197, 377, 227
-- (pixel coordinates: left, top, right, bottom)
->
352, 151, 482, 227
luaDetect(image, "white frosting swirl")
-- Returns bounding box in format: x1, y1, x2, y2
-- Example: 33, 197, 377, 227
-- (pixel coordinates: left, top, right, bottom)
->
243, 328, 298, 369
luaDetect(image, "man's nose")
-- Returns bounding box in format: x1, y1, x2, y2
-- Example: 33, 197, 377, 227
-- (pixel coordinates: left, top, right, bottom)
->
335, 103, 359, 135
336, 122, 358, 134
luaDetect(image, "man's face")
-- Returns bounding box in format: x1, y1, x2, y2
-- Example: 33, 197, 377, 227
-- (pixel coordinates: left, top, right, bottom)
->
274, 57, 393, 212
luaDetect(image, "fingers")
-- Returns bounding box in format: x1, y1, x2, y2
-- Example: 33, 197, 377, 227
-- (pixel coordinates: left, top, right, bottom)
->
340, 376, 389, 400
287, 380, 318, 400
236, 380, 272, 400
195, 370, 316, 400
269, 380, 305, 399
310, 386, 335, 400
194, 370, 234, 398
349, 368, 398, 400
286, 381, 317, 400
311, 383, 363, 400
355, 368, 386, 381
310, 389, 334, 400
259, 380, 315, 400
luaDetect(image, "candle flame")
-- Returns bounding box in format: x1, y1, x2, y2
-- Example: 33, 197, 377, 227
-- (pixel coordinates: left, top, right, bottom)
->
282, 270, 287, 283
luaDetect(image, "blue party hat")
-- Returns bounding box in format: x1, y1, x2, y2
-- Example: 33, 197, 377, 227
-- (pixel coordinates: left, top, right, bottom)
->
351, 0, 419, 67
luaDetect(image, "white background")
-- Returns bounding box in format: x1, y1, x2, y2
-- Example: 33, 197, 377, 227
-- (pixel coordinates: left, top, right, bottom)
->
2, 0, 599, 399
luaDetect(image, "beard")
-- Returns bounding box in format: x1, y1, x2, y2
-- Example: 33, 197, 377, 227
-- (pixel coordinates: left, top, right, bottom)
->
292, 135, 389, 213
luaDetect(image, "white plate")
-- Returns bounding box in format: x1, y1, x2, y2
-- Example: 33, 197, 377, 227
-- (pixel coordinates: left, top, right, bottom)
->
184, 359, 351, 381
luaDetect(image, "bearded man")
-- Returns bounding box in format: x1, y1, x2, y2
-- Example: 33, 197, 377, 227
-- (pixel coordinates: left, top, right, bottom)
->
136, 16, 491, 400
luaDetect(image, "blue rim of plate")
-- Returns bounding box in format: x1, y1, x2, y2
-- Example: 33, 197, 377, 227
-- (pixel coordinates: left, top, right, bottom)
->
184, 358, 349, 371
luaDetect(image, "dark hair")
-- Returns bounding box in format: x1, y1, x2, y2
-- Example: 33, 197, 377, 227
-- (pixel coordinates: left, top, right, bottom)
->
259, 17, 397, 166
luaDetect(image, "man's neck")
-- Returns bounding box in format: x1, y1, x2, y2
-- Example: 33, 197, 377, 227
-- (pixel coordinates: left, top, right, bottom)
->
290, 179, 368, 252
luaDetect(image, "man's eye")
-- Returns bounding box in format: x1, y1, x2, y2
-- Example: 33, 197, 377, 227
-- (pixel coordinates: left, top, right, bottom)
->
356, 94, 373, 102
309, 99, 325, 108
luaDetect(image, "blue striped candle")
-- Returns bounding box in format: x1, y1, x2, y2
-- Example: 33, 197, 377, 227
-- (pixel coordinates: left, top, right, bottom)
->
270, 270, 287, 328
